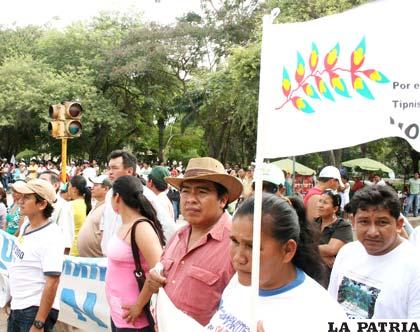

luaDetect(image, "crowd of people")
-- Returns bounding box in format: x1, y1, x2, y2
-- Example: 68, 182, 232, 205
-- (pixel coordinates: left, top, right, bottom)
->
2, 151, 420, 331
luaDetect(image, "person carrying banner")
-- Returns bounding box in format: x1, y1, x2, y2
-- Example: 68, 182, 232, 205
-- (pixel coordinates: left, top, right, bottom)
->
206, 194, 346, 331
148, 157, 243, 326
304, 166, 344, 222
8, 179, 64, 331
328, 185, 420, 319
105, 175, 165, 332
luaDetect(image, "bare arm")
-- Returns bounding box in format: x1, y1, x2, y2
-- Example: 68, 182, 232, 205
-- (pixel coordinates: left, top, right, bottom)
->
319, 238, 346, 257
30, 275, 60, 330
306, 194, 321, 222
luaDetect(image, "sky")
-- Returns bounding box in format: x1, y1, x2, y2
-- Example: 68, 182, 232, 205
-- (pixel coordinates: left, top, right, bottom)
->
0, 0, 202, 28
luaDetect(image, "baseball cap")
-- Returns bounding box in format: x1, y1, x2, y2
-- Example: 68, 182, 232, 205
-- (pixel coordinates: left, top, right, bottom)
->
89, 174, 112, 187
11, 179, 56, 204
253, 163, 285, 186
149, 166, 170, 185
319, 166, 344, 187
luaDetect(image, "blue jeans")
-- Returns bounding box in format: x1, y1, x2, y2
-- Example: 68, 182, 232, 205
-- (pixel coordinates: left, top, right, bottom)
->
404, 194, 419, 217
7, 306, 58, 332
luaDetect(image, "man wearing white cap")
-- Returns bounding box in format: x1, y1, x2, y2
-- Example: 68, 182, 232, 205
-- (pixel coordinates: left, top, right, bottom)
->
8, 179, 64, 332
252, 163, 286, 196
304, 166, 344, 222
78, 175, 111, 257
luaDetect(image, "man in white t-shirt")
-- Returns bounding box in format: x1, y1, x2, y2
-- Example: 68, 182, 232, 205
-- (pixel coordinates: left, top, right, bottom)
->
9, 179, 64, 331
100, 150, 176, 255
329, 185, 420, 319
147, 166, 174, 223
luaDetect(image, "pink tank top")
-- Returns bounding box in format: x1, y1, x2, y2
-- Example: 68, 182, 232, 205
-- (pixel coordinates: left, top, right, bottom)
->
105, 234, 149, 329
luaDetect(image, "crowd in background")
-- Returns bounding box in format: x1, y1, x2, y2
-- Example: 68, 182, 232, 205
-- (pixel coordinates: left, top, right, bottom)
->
1, 153, 419, 331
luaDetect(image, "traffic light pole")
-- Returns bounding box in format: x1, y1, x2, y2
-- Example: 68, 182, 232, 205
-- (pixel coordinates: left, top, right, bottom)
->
61, 138, 67, 183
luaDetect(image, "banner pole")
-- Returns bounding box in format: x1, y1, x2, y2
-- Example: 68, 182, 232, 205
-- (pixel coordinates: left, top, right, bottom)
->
250, 9, 280, 332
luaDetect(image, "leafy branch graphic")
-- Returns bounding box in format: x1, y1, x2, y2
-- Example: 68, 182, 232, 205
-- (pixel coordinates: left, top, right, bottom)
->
276, 37, 390, 113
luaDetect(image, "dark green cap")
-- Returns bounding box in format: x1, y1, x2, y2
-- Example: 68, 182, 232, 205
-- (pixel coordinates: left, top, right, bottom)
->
149, 166, 170, 185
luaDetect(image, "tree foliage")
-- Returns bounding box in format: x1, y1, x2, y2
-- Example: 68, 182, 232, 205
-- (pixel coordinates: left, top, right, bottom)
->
0, 0, 417, 178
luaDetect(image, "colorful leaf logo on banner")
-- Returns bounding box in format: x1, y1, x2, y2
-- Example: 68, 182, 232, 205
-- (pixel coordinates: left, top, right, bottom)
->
302, 83, 320, 99
362, 69, 390, 83
276, 36, 390, 112
315, 76, 335, 101
292, 96, 314, 113
282, 67, 291, 97
309, 43, 319, 73
295, 52, 305, 83
352, 74, 374, 100
324, 43, 340, 71
351, 37, 366, 72
329, 73, 350, 98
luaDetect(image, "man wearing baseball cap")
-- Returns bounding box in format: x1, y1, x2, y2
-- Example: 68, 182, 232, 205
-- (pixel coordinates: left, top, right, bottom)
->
252, 163, 286, 195
147, 166, 174, 222
304, 165, 344, 222
78, 175, 111, 257
148, 157, 242, 326
8, 179, 64, 331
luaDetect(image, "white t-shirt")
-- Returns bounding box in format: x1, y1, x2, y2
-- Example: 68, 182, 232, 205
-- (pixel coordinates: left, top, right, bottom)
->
9, 221, 64, 310
328, 240, 420, 319
410, 226, 420, 248
207, 270, 346, 332
158, 191, 174, 223
100, 186, 176, 255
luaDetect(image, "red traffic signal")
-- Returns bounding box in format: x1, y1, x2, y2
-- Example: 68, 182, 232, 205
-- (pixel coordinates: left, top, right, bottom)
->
48, 102, 83, 139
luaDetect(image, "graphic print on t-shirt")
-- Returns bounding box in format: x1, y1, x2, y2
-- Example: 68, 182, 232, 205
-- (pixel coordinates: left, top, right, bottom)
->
337, 276, 381, 319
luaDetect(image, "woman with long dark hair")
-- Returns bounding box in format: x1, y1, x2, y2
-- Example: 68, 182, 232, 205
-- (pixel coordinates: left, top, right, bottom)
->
206, 194, 345, 331
69, 175, 91, 256
106, 175, 165, 332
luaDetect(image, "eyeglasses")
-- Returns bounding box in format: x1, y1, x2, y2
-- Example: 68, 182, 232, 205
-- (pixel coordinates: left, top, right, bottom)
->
20, 194, 36, 202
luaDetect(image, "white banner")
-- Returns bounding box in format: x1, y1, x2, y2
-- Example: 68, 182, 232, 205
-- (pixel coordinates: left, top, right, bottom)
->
155, 288, 204, 331
258, 0, 420, 158
0, 230, 111, 331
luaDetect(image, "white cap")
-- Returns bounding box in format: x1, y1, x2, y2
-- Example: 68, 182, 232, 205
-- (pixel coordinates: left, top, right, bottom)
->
319, 166, 344, 187
89, 174, 112, 187
256, 163, 285, 186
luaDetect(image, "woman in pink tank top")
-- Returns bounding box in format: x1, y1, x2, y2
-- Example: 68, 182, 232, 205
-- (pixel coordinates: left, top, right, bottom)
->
105, 176, 166, 332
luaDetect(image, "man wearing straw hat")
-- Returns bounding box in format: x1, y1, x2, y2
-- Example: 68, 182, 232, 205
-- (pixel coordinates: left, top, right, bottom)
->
149, 157, 243, 325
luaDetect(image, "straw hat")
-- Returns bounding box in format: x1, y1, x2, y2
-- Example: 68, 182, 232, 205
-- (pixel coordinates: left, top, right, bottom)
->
165, 157, 243, 203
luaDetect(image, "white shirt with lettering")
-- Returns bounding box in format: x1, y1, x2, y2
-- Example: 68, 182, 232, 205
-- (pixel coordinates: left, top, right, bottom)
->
9, 221, 64, 310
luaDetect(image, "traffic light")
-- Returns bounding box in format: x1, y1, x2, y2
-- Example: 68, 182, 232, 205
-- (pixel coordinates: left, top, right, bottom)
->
48, 104, 65, 138
48, 102, 83, 139
63, 102, 82, 138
